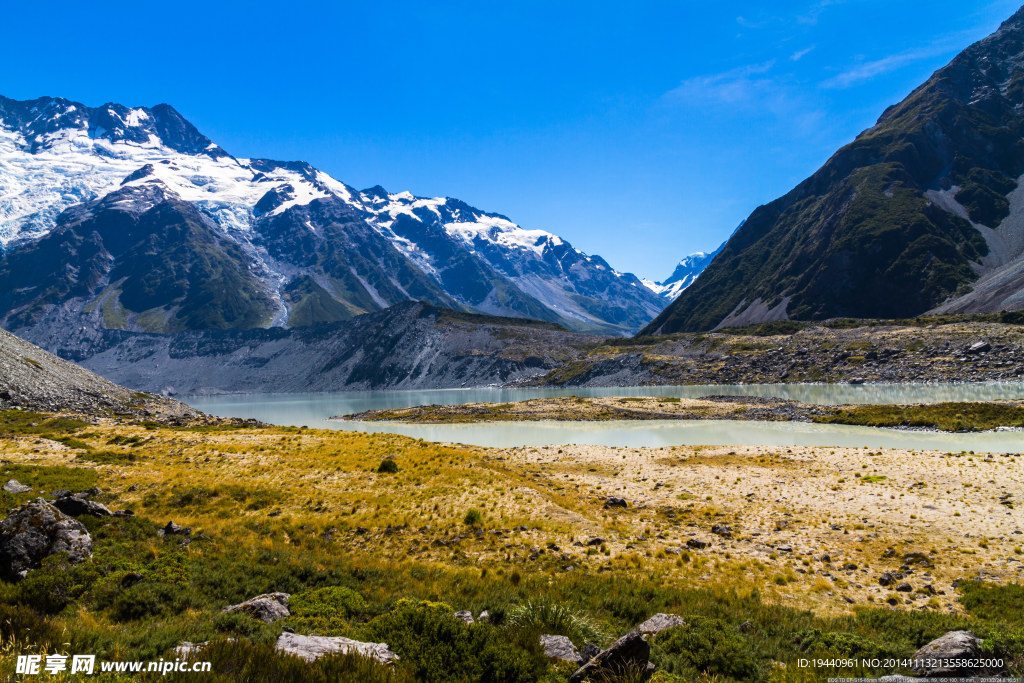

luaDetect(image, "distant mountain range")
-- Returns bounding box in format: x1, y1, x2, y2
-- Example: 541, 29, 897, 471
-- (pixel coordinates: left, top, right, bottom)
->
642, 243, 723, 301
646, 6, 1024, 334
0, 94, 669, 340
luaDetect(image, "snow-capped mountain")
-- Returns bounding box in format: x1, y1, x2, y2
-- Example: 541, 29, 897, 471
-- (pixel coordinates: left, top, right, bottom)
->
643, 243, 724, 300
0, 95, 665, 338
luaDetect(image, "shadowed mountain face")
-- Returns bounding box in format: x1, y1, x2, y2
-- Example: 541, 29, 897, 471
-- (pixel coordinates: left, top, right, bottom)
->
0, 96, 664, 340
65, 301, 600, 394
645, 6, 1024, 334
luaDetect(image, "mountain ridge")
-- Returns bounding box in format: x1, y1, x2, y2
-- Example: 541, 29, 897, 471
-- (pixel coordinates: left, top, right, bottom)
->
0, 94, 664, 338
644, 5, 1024, 334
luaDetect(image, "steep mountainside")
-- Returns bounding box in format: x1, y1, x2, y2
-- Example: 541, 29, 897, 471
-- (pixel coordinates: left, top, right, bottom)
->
646, 6, 1024, 334
68, 301, 599, 394
0, 96, 663, 337
0, 325, 195, 418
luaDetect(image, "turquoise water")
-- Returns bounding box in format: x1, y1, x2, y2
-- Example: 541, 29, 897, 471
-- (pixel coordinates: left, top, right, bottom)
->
184, 383, 1024, 452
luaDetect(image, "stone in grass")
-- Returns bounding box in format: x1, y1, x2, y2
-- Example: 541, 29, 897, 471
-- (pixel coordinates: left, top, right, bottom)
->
2, 480, 31, 494
911, 630, 982, 677
569, 631, 651, 683
579, 643, 601, 664
160, 521, 191, 536
222, 593, 291, 623
635, 613, 684, 635
52, 495, 112, 517
603, 497, 628, 509
275, 632, 399, 664
540, 634, 581, 663
0, 498, 91, 580
453, 610, 474, 624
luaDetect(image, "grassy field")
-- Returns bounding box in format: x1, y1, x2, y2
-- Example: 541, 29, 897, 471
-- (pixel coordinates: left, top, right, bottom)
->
0, 410, 1021, 681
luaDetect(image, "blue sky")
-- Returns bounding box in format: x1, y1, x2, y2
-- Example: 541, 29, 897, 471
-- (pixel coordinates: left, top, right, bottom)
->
1, 0, 1021, 280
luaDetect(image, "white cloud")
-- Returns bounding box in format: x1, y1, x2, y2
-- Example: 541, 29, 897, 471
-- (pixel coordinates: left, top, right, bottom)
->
821, 33, 974, 88
663, 61, 777, 106
790, 46, 815, 61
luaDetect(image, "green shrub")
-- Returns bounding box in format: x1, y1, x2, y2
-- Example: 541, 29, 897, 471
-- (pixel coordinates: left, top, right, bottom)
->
15, 554, 101, 615
961, 582, 1024, 623
378, 459, 399, 474
365, 599, 546, 682
652, 617, 764, 682
505, 599, 604, 644
166, 638, 413, 682
286, 586, 368, 636
463, 508, 483, 526
794, 628, 900, 659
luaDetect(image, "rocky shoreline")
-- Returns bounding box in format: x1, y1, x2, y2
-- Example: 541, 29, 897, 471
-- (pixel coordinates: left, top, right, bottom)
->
341, 395, 1024, 433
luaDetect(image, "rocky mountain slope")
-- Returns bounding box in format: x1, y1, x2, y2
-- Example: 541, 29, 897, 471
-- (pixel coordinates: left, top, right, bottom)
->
71, 301, 598, 395
646, 6, 1024, 334
0, 95, 664, 338
0, 325, 194, 417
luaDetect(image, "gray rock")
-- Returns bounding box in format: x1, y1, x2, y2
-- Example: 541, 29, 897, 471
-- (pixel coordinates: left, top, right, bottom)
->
711, 524, 732, 537
903, 551, 933, 567
477, 610, 490, 622
0, 498, 92, 580
604, 497, 628, 509
174, 641, 209, 657
453, 610, 475, 624
895, 582, 913, 592
686, 538, 708, 550
161, 521, 191, 536
52, 495, 112, 517
222, 592, 291, 622
275, 632, 399, 664
911, 630, 981, 677
2, 480, 31, 494
580, 643, 601, 663
540, 634, 581, 663
879, 572, 895, 587
967, 341, 991, 354
586, 537, 605, 546
635, 613, 684, 635
569, 631, 650, 683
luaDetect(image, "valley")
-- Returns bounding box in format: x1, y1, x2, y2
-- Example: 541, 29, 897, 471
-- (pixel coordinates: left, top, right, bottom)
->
0, 410, 1021, 681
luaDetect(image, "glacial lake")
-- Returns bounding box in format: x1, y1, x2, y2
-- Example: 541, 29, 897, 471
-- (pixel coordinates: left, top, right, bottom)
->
184, 383, 1024, 452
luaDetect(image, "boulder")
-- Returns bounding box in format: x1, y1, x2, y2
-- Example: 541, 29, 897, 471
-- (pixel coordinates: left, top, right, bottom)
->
569, 631, 650, 683
635, 613, 684, 635
540, 634, 581, 663
604, 497, 628, 509
711, 524, 732, 537
2, 480, 31, 494
453, 610, 474, 624
161, 521, 191, 536
967, 341, 991, 354
477, 610, 490, 622
911, 630, 981, 677
275, 632, 398, 664
222, 592, 291, 622
52, 495, 112, 517
686, 539, 708, 550
0, 498, 92, 580
580, 643, 601, 663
